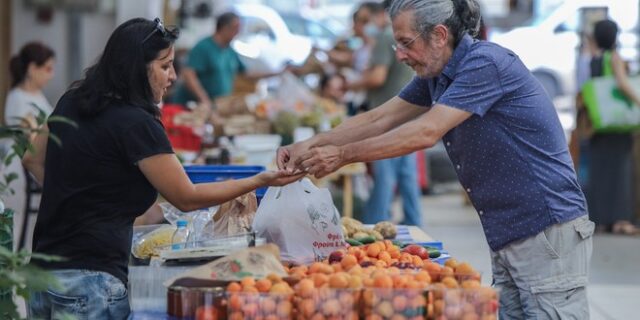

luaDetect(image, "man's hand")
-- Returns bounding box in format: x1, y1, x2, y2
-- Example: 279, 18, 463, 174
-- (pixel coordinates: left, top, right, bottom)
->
276, 141, 314, 173
276, 145, 292, 170
295, 145, 346, 179
255, 170, 307, 187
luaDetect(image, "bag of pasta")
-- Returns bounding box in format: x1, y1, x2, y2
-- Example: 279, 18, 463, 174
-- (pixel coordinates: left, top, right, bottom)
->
131, 224, 176, 259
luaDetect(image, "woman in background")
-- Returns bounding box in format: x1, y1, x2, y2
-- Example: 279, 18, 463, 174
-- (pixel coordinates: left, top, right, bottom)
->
580, 19, 640, 235
4, 42, 55, 251
5, 42, 55, 128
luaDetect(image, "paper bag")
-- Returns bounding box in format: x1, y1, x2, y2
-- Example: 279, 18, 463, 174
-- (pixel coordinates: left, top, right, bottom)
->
211, 192, 258, 237
164, 244, 286, 286
252, 178, 345, 264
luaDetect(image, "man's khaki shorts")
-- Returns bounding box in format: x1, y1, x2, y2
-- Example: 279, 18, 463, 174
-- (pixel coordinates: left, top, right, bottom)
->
491, 215, 595, 319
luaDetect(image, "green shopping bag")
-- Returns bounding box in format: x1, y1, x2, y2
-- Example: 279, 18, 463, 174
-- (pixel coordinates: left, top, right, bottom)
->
581, 51, 640, 133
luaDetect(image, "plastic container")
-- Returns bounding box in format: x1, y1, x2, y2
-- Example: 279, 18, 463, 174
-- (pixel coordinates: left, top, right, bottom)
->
293, 287, 360, 320
131, 224, 176, 261
361, 288, 428, 319
234, 134, 282, 168
226, 291, 294, 319
167, 286, 226, 319
171, 220, 190, 250
184, 165, 267, 202
160, 104, 202, 152
426, 286, 499, 320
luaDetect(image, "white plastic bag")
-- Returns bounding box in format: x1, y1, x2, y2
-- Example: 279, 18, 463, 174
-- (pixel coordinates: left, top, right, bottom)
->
275, 72, 315, 113
253, 178, 345, 264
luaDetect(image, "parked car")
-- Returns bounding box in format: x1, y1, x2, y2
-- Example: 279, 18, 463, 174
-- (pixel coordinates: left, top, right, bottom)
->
280, 13, 340, 50
490, 0, 638, 140
231, 4, 313, 73
491, 0, 639, 100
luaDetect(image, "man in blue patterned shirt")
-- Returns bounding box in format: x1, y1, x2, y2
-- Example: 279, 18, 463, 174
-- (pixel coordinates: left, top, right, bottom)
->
277, 0, 594, 318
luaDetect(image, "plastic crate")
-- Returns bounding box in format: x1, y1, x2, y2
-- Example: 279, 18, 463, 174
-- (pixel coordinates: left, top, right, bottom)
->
184, 165, 267, 201
161, 104, 202, 152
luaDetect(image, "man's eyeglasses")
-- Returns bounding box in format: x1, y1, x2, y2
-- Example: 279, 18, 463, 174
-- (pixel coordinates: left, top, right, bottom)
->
142, 18, 178, 44
391, 31, 424, 52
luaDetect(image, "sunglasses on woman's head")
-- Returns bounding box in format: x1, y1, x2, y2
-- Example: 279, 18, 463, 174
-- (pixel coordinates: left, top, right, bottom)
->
142, 18, 178, 43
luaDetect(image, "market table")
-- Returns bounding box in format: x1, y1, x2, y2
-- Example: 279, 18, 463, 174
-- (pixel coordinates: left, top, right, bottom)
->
129, 225, 446, 317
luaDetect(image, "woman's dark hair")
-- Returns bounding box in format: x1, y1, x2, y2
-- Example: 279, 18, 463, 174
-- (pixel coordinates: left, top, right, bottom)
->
593, 19, 618, 50
9, 42, 55, 88
319, 73, 346, 92
388, 0, 481, 46
70, 17, 178, 118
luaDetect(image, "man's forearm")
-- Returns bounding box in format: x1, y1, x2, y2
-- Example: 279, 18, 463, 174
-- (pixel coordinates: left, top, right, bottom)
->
243, 70, 281, 81
342, 116, 437, 164
309, 108, 388, 148
310, 97, 423, 148
183, 70, 210, 103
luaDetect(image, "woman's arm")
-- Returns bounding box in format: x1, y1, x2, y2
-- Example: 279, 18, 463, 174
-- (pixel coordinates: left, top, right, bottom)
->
21, 123, 49, 185
138, 154, 304, 212
611, 51, 640, 107
133, 202, 165, 226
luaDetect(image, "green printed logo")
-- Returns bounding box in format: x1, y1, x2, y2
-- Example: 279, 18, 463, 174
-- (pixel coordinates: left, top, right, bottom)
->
612, 88, 633, 109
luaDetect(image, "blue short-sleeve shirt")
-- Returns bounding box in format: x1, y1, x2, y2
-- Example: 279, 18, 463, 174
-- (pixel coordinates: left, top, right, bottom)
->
399, 35, 587, 251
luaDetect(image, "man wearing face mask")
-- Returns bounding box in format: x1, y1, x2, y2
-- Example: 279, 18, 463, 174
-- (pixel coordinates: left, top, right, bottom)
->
348, 2, 422, 226
278, 0, 594, 317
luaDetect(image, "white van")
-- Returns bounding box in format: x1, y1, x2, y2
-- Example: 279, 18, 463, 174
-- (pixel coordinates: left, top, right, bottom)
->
231, 4, 313, 73
491, 0, 639, 100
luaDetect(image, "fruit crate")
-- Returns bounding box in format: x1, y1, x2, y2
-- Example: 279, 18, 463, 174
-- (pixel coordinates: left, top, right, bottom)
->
361, 288, 429, 319
226, 291, 294, 319
293, 287, 360, 320
184, 165, 267, 202
426, 286, 499, 320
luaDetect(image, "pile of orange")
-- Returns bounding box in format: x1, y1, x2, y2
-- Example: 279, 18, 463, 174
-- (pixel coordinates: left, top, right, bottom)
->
225, 274, 294, 319
220, 241, 496, 320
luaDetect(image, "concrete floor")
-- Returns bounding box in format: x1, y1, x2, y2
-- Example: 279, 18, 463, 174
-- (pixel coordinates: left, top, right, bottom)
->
399, 189, 640, 320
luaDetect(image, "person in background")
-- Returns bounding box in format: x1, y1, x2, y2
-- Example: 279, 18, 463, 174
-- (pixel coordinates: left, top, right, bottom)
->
576, 19, 640, 235
347, 1, 422, 226
277, 0, 594, 317
318, 73, 348, 104
23, 17, 303, 319
327, 3, 378, 115
5, 42, 55, 129
4, 41, 55, 250
172, 12, 284, 109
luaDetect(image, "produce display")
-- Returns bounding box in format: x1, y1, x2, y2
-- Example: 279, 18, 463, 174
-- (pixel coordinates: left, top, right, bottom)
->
150, 216, 497, 319
342, 217, 395, 245
190, 241, 496, 320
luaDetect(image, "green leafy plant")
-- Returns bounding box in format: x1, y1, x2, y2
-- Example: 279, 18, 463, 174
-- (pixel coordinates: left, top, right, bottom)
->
0, 103, 76, 319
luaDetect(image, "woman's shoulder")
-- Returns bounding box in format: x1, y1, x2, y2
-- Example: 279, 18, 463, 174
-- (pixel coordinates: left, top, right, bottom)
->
5, 88, 52, 123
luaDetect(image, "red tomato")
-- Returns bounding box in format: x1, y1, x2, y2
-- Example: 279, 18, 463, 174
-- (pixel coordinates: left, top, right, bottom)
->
402, 244, 429, 260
